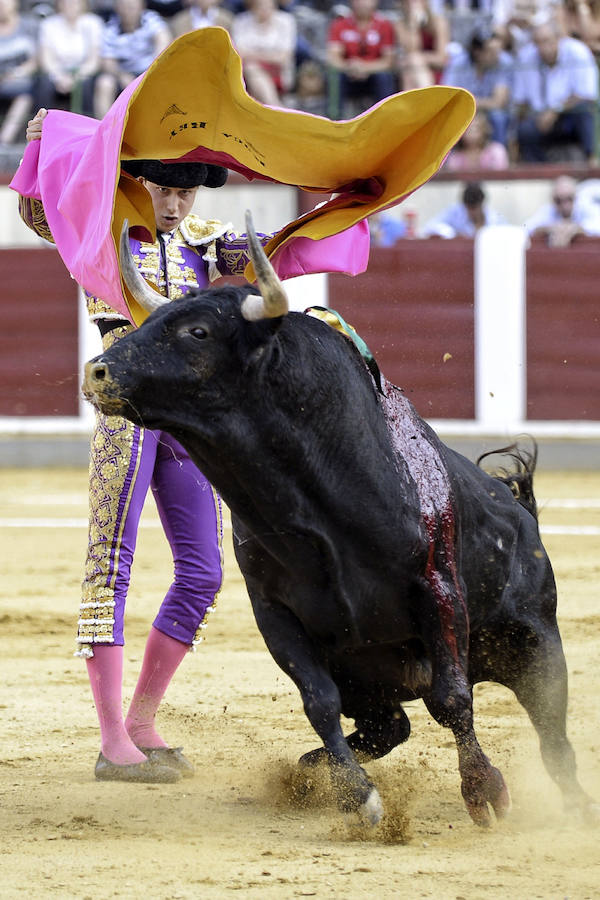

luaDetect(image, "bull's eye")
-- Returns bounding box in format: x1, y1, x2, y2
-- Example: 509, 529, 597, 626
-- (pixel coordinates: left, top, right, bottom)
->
189, 326, 208, 340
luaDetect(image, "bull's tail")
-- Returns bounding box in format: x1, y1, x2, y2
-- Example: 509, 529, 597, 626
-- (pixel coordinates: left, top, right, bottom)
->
477, 441, 539, 521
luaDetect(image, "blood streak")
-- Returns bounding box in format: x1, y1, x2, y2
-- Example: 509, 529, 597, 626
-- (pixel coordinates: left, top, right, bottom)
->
378, 377, 467, 660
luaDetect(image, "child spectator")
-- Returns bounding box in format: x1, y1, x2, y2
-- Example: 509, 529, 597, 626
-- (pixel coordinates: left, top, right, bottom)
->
0, 0, 37, 145
37, 0, 104, 117
94, 0, 171, 118
326, 0, 397, 119
395, 0, 449, 89
231, 0, 296, 106
291, 59, 327, 116
445, 110, 510, 171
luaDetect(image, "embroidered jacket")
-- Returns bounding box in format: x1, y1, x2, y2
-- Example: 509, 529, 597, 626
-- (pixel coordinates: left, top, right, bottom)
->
18, 196, 270, 321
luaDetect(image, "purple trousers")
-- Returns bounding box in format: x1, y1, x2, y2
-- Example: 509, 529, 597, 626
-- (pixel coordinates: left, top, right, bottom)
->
77, 413, 223, 650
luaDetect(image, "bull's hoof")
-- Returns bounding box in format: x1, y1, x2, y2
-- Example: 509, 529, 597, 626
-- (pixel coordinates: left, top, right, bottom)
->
356, 787, 384, 827
462, 766, 511, 827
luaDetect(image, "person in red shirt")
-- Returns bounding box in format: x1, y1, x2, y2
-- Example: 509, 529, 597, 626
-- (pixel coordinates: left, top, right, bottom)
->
326, 0, 397, 118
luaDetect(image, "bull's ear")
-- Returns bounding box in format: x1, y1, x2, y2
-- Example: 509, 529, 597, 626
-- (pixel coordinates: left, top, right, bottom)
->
241, 211, 289, 321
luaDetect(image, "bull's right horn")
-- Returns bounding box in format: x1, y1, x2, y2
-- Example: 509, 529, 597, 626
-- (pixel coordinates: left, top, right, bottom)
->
241, 210, 289, 322
119, 219, 169, 313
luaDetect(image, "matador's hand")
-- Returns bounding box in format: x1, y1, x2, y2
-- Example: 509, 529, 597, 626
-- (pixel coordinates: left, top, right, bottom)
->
26, 108, 48, 142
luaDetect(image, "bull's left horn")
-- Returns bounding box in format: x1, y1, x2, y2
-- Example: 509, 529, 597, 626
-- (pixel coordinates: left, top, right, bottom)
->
241, 210, 289, 322
120, 219, 169, 313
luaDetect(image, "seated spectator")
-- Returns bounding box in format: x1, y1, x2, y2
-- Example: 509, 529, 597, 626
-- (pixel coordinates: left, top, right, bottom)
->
524, 174, 600, 245
0, 0, 37, 145
442, 26, 512, 147
394, 0, 450, 89
94, 0, 171, 118
422, 181, 507, 238
445, 110, 510, 171
37, 0, 104, 117
326, 0, 397, 119
513, 17, 599, 163
169, 0, 233, 35
231, 0, 296, 106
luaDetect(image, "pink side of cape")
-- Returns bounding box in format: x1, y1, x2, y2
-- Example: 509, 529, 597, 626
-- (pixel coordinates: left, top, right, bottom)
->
10, 86, 370, 320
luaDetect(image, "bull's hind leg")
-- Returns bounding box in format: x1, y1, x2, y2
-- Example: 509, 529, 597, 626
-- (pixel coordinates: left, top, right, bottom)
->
481, 615, 596, 820
423, 660, 511, 827
419, 576, 511, 826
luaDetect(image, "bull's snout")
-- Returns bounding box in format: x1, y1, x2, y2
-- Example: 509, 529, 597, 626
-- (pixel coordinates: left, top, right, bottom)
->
83, 359, 111, 397
86, 360, 109, 384
82, 358, 125, 415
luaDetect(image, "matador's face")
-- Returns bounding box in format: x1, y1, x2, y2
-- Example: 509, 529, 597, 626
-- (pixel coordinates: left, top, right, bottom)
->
141, 180, 199, 234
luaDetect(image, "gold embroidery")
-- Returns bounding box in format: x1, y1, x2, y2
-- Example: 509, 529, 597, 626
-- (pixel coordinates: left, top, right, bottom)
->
87, 297, 115, 319
218, 246, 249, 275
18, 196, 55, 243
180, 214, 228, 245
77, 409, 143, 645
190, 485, 224, 649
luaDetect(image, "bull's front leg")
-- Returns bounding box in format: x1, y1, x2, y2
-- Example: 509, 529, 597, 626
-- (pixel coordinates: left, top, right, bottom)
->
250, 594, 383, 827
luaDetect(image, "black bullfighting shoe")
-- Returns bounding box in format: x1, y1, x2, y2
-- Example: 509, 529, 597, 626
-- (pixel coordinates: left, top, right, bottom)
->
94, 751, 181, 783
137, 747, 195, 778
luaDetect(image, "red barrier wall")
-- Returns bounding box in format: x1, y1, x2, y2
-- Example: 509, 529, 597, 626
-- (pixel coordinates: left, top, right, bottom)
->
1, 239, 599, 421
1, 249, 79, 416
331, 239, 600, 421
526, 238, 600, 420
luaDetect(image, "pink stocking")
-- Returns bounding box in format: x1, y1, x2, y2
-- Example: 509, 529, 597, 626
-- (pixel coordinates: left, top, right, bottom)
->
125, 627, 188, 749
86, 644, 146, 765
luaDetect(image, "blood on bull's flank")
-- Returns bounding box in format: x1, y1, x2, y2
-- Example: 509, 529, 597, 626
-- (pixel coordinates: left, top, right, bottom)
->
82, 215, 597, 830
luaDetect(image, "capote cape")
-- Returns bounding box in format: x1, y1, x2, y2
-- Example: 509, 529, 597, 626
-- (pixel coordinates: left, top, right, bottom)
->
10, 27, 475, 325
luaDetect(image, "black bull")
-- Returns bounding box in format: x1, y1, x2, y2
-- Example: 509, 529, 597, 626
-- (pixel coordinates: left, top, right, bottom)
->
83, 286, 594, 828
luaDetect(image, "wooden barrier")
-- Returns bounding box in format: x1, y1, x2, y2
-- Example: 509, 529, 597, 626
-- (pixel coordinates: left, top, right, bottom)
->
526, 238, 600, 421
331, 238, 600, 422
0, 249, 79, 416
1, 236, 599, 423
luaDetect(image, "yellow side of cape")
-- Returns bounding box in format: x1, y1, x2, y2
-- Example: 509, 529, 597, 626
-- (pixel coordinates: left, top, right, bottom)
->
111, 27, 474, 296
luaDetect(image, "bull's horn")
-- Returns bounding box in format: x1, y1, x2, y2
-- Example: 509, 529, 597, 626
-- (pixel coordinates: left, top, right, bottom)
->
241, 210, 289, 322
119, 219, 169, 313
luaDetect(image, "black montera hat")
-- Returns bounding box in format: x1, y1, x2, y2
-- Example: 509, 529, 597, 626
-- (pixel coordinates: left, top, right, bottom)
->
121, 159, 228, 189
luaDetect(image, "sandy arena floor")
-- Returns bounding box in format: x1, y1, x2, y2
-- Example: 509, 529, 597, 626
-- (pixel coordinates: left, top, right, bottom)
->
1, 466, 599, 899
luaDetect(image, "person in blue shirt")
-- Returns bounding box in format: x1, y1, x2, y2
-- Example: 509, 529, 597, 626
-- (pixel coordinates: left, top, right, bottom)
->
442, 26, 513, 147
422, 181, 507, 238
